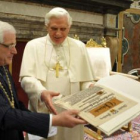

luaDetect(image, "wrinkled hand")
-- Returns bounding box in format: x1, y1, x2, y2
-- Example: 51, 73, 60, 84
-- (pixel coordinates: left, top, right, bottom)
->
41, 90, 59, 115
89, 83, 94, 88
52, 110, 86, 128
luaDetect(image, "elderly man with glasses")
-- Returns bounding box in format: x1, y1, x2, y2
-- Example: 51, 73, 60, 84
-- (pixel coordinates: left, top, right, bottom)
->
20, 7, 95, 140
0, 21, 86, 140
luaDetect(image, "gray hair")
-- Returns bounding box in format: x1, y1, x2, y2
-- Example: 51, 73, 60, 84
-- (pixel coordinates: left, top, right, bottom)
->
45, 7, 72, 27
0, 21, 16, 43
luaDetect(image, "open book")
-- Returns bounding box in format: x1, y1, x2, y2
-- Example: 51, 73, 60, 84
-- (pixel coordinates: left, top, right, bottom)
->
54, 75, 140, 136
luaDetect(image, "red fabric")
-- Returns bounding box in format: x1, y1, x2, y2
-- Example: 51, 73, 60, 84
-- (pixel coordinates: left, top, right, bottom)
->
12, 41, 28, 108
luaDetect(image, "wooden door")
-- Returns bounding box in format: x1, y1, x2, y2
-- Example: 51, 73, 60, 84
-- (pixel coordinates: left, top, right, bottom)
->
118, 9, 140, 74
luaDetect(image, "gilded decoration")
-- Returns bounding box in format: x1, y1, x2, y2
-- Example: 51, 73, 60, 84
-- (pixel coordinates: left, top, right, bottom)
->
73, 34, 80, 40
86, 37, 107, 48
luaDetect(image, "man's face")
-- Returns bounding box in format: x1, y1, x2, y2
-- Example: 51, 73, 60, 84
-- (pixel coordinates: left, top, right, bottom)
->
47, 16, 70, 45
0, 31, 17, 66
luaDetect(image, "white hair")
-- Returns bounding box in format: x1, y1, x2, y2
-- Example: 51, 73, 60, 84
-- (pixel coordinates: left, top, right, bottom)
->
0, 21, 16, 43
45, 7, 72, 27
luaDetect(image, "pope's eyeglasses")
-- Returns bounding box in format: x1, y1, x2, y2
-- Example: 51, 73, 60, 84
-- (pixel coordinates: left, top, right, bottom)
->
0, 43, 16, 49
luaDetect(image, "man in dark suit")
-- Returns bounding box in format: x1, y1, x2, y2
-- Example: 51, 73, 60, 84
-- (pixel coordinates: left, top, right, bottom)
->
0, 21, 86, 140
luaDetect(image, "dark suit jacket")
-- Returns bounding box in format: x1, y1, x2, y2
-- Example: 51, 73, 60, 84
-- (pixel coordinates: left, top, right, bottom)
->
0, 66, 50, 140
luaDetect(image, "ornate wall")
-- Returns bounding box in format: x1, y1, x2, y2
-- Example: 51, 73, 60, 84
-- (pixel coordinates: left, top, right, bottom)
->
0, 0, 133, 106
0, 1, 105, 42
121, 12, 140, 73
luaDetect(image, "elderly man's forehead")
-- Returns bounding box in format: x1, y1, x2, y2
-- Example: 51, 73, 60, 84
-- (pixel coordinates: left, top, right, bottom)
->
3, 31, 16, 42
3, 31, 15, 36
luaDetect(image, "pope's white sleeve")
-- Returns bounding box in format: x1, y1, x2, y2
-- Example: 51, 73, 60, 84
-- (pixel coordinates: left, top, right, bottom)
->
21, 77, 46, 108
80, 81, 95, 90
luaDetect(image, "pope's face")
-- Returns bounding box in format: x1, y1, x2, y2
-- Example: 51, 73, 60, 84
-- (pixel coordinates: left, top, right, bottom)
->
47, 16, 70, 45
0, 31, 17, 66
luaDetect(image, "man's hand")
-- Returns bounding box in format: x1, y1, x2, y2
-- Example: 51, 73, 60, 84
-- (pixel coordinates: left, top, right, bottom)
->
41, 90, 59, 115
52, 110, 86, 128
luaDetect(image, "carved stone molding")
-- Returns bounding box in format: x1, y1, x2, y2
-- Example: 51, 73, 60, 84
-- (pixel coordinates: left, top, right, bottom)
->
0, 13, 103, 42
0, 0, 133, 14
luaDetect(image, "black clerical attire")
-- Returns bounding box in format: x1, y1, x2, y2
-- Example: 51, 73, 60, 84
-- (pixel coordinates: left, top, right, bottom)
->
0, 66, 50, 140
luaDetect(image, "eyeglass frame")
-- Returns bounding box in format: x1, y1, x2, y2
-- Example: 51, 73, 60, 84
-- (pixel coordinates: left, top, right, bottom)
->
0, 43, 16, 49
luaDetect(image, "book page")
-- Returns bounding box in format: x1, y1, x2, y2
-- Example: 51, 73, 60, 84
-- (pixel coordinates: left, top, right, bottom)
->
96, 75, 140, 100
54, 75, 140, 135
95, 75, 140, 135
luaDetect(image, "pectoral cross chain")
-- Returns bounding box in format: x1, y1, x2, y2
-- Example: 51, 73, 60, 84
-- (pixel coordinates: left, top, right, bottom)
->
53, 62, 63, 78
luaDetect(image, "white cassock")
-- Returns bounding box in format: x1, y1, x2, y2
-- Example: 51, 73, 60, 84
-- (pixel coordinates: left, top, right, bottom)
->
20, 35, 95, 140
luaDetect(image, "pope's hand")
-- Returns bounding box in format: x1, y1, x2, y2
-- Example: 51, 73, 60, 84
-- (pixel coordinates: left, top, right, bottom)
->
41, 90, 59, 115
52, 110, 86, 128
89, 83, 94, 88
